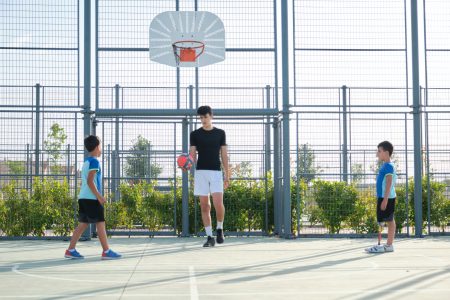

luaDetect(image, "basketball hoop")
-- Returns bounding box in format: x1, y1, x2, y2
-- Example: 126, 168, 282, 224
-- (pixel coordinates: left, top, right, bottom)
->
149, 11, 225, 67
172, 40, 205, 66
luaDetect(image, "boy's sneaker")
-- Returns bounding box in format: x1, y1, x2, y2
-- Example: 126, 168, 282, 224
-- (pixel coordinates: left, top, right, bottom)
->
203, 236, 216, 247
216, 229, 224, 244
64, 249, 84, 259
365, 245, 385, 253
101, 249, 122, 260
384, 244, 394, 252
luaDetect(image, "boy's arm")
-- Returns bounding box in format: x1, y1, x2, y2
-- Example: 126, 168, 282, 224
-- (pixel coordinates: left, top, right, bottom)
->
221, 145, 230, 189
381, 175, 393, 211
87, 170, 105, 204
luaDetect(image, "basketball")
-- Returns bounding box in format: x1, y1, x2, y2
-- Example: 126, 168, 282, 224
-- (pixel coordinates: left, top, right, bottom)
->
177, 153, 194, 170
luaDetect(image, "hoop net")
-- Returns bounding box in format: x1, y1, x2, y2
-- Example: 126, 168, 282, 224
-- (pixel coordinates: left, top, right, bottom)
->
172, 40, 205, 65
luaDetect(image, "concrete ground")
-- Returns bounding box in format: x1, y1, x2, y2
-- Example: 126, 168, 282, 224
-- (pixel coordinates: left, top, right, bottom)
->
0, 236, 449, 300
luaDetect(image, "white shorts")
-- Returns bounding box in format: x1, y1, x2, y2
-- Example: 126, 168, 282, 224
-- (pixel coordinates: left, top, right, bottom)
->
194, 170, 224, 196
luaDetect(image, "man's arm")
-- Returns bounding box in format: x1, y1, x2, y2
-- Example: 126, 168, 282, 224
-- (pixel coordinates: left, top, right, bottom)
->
87, 170, 105, 204
381, 175, 393, 211
189, 146, 197, 163
221, 145, 230, 189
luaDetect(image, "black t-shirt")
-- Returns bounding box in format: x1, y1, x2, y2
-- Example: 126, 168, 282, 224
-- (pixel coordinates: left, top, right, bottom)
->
190, 127, 227, 171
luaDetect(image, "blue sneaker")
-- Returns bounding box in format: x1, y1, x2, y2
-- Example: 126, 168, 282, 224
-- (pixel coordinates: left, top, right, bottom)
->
101, 249, 122, 260
65, 249, 84, 259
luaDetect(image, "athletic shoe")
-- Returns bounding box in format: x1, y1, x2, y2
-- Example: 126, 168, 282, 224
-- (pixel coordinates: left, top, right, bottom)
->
384, 244, 394, 252
101, 249, 122, 260
216, 229, 224, 244
64, 249, 84, 259
203, 236, 215, 247
365, 245, 385, 253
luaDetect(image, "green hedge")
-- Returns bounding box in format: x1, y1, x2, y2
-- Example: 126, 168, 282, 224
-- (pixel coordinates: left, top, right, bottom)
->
397, 176, 450, 233
0, 179, 75, 237
1, 177, 449, 237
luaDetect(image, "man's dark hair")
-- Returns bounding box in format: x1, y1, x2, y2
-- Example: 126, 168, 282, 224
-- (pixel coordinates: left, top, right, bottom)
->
197, 106, 212, 116
378, 141, 394, 157
84, 135, 100, 152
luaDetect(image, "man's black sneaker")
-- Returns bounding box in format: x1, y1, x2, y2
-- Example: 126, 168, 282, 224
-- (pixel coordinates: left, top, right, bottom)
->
216, 229, 224, 244
203, 236, 215, 247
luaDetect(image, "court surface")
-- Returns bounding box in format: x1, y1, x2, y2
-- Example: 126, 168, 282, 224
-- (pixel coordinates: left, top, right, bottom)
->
0, 236, 449, 299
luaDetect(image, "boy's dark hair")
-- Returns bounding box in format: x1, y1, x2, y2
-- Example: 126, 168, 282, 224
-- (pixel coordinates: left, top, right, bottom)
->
84, 135, 100, 152
378, 141, 394, 157
197, 105, 212, 116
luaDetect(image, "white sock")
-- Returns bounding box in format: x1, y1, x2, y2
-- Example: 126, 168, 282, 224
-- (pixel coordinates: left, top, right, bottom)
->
103, 249, 110, 254
68, 248, 76, 252
217, 221, 223, 230
205, 226, 213, 237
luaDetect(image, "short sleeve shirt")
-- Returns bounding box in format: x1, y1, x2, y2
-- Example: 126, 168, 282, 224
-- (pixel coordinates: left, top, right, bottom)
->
376, 162, 397, 198
78, 157, 102, 200
190, 127, 226, 171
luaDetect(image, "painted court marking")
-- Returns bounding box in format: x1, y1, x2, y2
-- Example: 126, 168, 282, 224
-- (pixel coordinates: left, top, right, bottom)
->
189, 266, 199, 300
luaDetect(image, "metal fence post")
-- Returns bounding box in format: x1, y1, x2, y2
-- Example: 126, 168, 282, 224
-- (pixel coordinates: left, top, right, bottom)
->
182, 118, 190, 237
35, 83, 41, 176
114, 84, 120, 202
82, 0, 92, 240
265, 85, 272, 234
411, 0, 423, 237
405, 113, 410, 236
273, 117, 281, 235
281, 0, 292, 238
26, 143, 30, 191
342, 85, 349, 183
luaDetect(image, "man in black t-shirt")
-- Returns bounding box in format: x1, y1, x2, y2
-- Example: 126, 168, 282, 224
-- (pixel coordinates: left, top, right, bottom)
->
190, 106, 229, 247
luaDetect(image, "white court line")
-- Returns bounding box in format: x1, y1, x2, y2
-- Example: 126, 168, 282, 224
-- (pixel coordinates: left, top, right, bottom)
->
12, 264, 126, 284
1, 288, 450, 299
189, 266, 199, 300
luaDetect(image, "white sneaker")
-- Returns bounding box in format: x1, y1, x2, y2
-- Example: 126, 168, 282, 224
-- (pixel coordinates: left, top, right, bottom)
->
365, 245, 385, 253
384, 244, 394, 252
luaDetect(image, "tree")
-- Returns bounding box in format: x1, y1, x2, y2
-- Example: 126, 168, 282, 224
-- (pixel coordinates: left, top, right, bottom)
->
6, 161, 26, 175
295, 144, 321, 183
230, 161, 253, 178
351, 163, 364, 183
125, 135, 162, 182
44, 123, 67, 174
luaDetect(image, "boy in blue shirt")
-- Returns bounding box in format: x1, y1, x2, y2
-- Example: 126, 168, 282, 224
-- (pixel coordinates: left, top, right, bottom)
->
367, 141, 397, 253
65, 135, 121, 260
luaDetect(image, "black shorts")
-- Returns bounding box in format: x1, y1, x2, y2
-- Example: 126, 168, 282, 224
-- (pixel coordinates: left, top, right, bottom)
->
78, 199, 105, 223
377, 197, 396, 223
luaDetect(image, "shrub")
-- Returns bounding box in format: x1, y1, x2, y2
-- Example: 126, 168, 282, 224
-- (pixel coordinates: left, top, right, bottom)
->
347, 189, 378, 234
313, 180, 358, 234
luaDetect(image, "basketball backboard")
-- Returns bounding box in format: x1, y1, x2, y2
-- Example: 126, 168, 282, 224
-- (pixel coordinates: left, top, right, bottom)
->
149, 11, 225, 67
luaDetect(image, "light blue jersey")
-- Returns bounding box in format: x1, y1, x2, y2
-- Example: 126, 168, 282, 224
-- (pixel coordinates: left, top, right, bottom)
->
78, 157, 102, 200
376, 162, 397, 198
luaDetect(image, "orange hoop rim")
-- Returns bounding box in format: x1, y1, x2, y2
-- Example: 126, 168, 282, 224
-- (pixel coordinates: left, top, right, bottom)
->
172, 40, 205, 63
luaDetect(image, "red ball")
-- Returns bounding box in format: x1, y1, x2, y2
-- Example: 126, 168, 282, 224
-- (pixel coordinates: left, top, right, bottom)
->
177, 153, 194, 170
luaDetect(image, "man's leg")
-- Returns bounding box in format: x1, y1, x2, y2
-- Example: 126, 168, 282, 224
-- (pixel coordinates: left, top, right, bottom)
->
200, 195, 212, 230
200, 195, 215, 247
211, 192, 225, 224
212, 192, 225, 243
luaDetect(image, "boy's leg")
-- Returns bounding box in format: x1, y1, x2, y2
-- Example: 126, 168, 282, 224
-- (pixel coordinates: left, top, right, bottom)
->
95, 221, 110, 252
387, 220, 396, 245
69, 222, 89, 249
